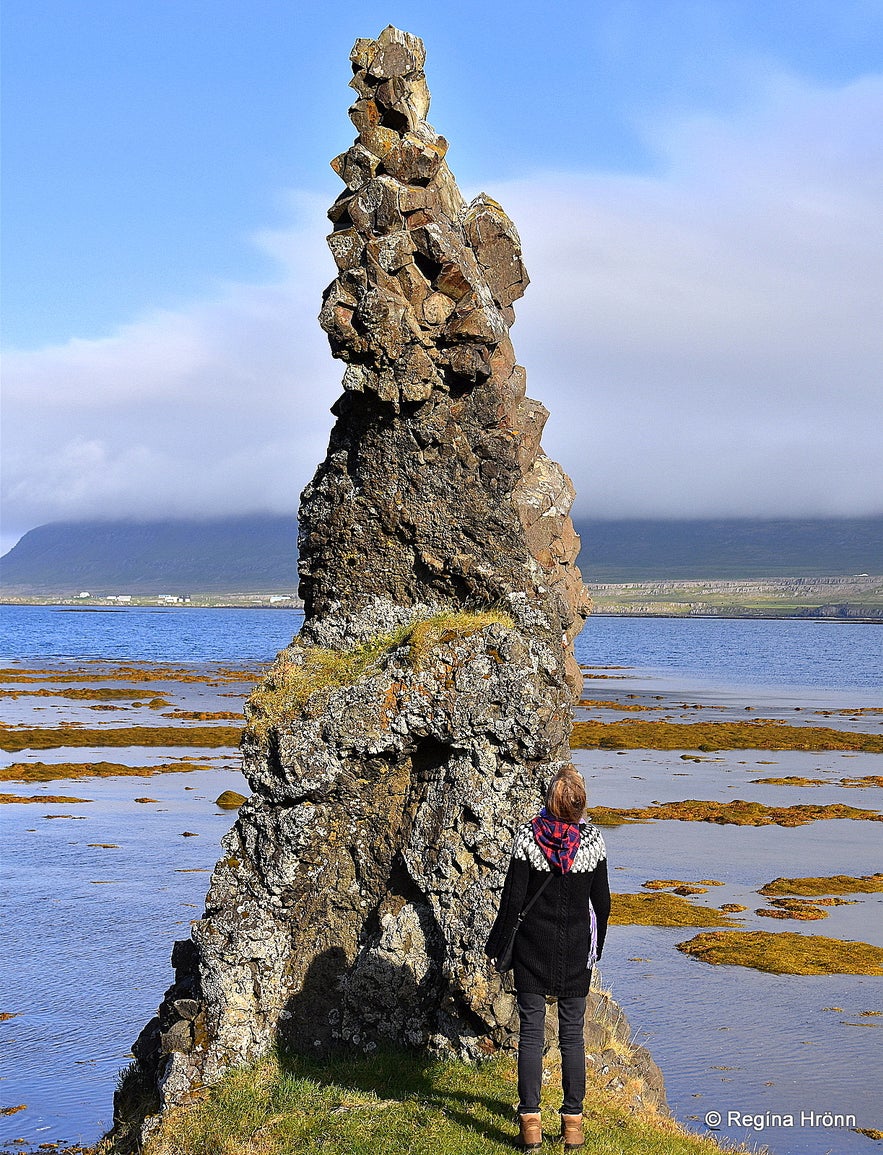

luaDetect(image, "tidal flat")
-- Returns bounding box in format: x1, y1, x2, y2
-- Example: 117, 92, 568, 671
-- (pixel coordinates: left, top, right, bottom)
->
0, 657, 256, 1150
1, 615, 882, 1155
574, 668, 882, 1155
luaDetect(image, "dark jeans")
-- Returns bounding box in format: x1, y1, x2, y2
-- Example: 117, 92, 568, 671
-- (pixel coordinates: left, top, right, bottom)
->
516, 991, 587, 1115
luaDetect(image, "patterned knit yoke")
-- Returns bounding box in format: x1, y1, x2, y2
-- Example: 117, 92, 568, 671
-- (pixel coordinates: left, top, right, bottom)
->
531, 807, 582, 873
485, 817, 611, 997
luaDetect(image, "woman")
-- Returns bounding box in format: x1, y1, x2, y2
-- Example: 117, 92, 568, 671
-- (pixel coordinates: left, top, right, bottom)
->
485, 765, 611, 1152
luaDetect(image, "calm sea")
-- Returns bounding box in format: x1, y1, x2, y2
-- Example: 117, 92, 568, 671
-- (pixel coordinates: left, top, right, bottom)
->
1, 605, 879, 689
0, 606, 880, 1154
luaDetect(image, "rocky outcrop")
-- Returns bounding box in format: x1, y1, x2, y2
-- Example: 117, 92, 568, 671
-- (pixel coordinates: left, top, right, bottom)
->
108, 27, 661, 1149
300, 24, 589, 694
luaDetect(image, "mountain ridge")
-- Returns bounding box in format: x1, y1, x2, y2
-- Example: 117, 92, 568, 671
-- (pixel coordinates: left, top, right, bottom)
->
1, 514, 881, 594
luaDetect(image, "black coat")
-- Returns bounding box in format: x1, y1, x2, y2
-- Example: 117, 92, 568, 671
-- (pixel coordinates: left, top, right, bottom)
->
485, 821, 611, 997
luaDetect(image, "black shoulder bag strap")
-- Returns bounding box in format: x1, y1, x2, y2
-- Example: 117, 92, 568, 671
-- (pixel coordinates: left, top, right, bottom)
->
494, 870, 555, 973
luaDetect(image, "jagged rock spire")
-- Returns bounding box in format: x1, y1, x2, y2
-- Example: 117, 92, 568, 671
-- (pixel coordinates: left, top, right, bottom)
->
300, 24, 589, 694
107, 32, 614, 1150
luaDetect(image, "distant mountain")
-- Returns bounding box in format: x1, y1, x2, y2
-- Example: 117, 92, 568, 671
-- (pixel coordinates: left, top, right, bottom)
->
0, 516, 299, 595
1, 515, 881, 595
574, 516, 883, 581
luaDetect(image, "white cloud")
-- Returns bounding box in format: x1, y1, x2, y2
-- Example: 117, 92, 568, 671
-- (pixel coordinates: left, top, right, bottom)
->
2, 75, 882, 543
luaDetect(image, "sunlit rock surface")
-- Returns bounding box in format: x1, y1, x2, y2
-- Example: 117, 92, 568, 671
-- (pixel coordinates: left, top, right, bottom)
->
109, 27, 663, 1148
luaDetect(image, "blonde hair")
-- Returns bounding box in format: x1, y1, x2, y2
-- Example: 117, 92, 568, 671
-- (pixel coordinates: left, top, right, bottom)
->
545, 765, 586, 823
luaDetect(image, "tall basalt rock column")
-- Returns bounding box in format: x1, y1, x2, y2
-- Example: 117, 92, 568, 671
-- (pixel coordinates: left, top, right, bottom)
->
301, 25, 590, 693
109, 29, 644, 1150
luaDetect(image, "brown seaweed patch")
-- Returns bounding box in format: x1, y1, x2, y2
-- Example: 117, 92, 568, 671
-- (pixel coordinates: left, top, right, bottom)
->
578, 698, 665, 712
642, 879, 723, 890
215, 790, 247, 808
677, 930, 883, 974
1, 760, 212, 782
0, 663, 263, 685
161, 710, 243, 721
853, 1128, 883, 1140
769, 896, 855, 909
756, 906, 828, 921
815, 707, 883, 715
721, 904, 749, 913
0, 686, 166, 700
751, 776, 828, 786
0, 724, 242, 752
610, 893, 740, 927
570, 719, 883, 753
758, 873, 883, 896
587, 799, 881, 827
0, 792, 92, 803
753, 774, 883, 788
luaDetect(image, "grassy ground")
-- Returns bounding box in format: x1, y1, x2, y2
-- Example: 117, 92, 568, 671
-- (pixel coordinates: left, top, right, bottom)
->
131, 1048, 747, 1155
586, 576, 883, 617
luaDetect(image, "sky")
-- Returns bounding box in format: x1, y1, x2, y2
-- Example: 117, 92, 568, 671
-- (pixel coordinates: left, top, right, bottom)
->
2, 0, 882, 555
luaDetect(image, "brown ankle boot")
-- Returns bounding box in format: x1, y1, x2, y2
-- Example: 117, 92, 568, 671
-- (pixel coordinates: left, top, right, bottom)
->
518, 1112, 543, 1149
561, 1113, 584, 1151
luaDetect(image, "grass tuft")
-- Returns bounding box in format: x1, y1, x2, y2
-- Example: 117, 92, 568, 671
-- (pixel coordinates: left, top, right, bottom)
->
246, 610, 513, 739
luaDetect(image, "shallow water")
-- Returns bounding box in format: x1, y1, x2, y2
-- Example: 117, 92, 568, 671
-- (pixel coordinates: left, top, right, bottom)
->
0, 607, 880, 1153
573, 676, 882, 1155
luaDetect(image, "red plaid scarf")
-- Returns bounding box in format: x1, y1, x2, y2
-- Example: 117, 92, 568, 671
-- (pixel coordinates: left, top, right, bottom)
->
531, 808, 582, 874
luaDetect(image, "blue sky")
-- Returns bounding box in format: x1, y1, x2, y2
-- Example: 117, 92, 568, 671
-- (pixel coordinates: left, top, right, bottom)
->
3, 0, 882, 551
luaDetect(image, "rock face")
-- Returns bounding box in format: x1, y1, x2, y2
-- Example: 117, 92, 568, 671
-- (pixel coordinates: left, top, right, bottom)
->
109, 27, 662, 1148
301, 24, 589, 695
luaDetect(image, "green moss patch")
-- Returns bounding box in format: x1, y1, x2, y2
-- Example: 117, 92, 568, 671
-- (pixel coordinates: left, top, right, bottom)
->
677, 930, 883, 974
759, 873, 883, 896
246, 610, 513, 738
610, 893, 740, 927
570, 719, 883, 753
0, 725, 242, 752
588, 799, 881, 827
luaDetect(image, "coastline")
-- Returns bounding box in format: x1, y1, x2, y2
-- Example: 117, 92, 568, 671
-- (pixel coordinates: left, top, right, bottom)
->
2, 572, 882, 620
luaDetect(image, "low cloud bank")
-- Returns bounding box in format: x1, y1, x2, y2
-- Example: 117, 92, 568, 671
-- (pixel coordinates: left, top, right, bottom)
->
3, 75, 881, 547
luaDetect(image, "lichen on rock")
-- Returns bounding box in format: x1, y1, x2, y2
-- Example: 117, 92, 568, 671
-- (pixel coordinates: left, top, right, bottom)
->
107, 27, 662, 1149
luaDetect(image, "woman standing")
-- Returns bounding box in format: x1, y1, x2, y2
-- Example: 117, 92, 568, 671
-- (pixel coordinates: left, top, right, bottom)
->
485, 766, 611, 1151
